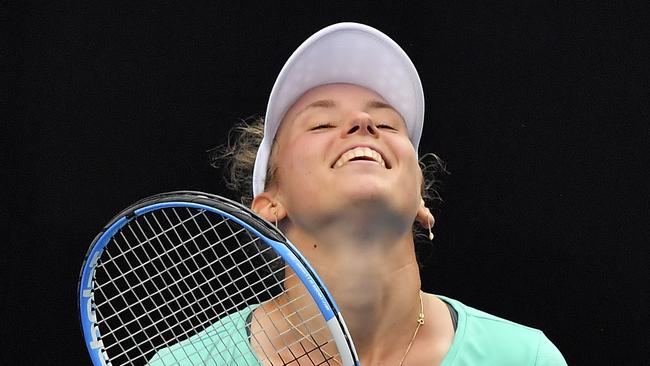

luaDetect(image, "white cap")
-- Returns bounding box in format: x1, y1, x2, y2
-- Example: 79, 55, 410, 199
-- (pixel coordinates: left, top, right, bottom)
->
252, 22, 424, 196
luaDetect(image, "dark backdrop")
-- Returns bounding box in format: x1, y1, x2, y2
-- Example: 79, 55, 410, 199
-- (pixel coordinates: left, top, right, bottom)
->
5, 2, 648, 365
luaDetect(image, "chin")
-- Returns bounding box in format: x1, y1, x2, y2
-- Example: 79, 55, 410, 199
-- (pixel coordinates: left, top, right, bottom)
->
338, 180, 391, 201
338, 188, 407, 220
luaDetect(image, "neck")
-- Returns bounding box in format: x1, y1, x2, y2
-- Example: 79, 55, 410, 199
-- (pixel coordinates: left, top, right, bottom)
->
285, 224, 423, 361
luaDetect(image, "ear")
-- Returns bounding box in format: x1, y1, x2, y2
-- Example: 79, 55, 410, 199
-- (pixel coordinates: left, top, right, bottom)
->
415, 198, 435, 229
251, 192, 287, 224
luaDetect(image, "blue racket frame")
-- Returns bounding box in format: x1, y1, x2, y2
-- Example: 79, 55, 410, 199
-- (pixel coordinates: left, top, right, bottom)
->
79, 193, 360, 366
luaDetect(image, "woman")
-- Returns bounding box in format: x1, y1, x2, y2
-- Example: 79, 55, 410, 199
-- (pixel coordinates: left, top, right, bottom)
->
152, 23, 566, 365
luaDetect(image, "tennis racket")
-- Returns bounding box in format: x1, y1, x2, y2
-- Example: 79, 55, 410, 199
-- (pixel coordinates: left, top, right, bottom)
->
78, 191, 359, 366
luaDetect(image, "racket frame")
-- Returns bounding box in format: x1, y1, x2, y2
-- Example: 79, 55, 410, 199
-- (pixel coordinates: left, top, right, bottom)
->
78, 191, 359, 366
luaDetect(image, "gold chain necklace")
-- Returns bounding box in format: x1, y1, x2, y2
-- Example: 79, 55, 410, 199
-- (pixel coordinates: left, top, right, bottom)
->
283, 291, 425, 366
397, 291, 425, 366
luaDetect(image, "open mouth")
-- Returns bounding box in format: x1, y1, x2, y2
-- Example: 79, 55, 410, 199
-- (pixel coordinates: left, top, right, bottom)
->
332, 146, 390, 169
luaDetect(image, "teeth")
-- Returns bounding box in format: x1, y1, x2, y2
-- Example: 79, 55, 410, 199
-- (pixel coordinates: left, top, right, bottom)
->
334, 147, 386, 168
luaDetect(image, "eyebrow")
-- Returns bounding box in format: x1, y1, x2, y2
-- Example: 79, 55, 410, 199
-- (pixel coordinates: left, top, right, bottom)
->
365, 100, 398, 113
297, 99, 398, 115
301, 99, 336, 112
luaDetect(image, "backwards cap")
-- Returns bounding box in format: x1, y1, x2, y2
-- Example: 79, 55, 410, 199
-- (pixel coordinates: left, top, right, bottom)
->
252, 22, 424, 196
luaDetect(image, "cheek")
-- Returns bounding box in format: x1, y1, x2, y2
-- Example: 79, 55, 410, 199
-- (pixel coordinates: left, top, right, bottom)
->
396, 143, 423, 199
394, 139, 420, 172
286, 139, 319, 174
276, 138, 328, 195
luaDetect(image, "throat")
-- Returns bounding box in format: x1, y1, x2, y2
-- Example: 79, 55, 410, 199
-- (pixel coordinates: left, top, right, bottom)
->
317, 202, 412, 245
311, 250, 422, 346
332, 278, 423, 363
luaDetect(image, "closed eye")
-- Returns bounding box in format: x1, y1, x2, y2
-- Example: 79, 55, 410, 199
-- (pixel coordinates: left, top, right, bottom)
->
377, 123, 397, 131
311, 122, 335, 130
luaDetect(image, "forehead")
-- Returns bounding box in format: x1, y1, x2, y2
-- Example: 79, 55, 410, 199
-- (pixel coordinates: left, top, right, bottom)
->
287, 83, 389, 113
279, 83, 393, 127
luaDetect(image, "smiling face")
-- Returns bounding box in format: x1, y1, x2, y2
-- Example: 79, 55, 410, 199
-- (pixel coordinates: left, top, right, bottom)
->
267, 83, 424, 236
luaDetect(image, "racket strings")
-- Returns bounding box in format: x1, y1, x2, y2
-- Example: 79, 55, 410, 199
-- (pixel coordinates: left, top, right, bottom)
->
95, 208, 206, 272
130, 210, 248, 365
98, 239, 289, 344
99, 212, 228, 365
166, 212, 324, 364
95, 210, 240, 294
259, 296, 339, 366
98, 252, 291, 358
250, 294, 319, 351
254, 319, 338, 366
96, 216, 277, 323
92, 206, 340, 365
282, 340, 337, 366
95, 209, 264, 364
97, 237, 290, 362
100, 239, 275, 348
249, 315, 337, 366
243, 268, 339, 365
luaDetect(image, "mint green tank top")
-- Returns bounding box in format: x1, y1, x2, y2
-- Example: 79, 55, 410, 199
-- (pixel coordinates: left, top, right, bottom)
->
147, 296, 567, 365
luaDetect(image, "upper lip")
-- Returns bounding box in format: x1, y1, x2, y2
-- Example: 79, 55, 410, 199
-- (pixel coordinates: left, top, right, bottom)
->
331, 144, 391, 169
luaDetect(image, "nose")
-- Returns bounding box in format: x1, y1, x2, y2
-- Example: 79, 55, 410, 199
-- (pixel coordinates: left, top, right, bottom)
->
345, 113, 378, 137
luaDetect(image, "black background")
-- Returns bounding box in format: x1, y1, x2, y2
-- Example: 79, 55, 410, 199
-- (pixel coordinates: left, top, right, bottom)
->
4, 2, 648, 365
